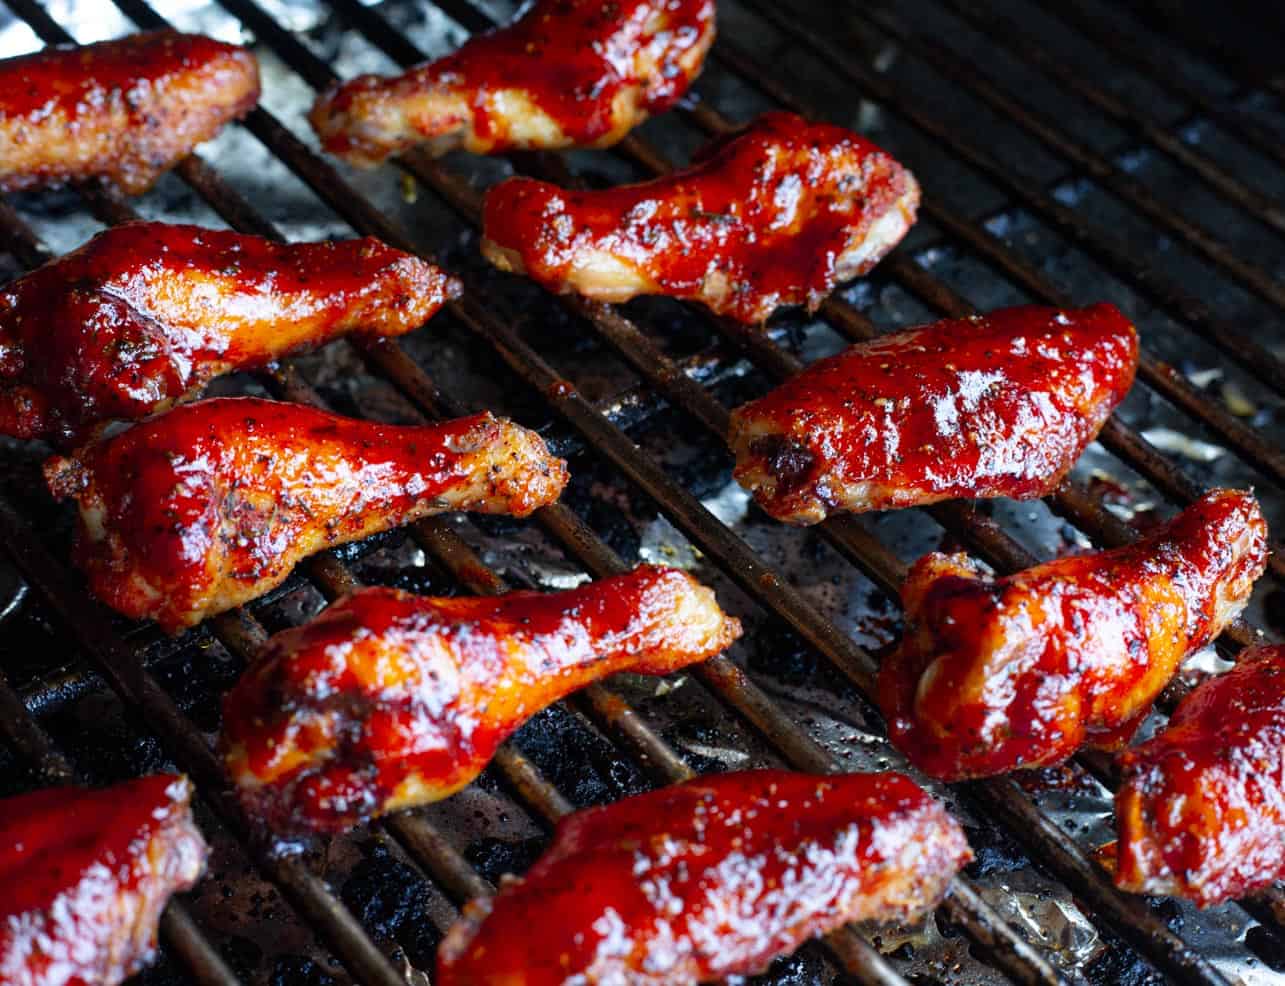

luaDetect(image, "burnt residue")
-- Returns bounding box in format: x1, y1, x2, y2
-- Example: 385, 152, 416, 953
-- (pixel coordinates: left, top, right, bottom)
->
340, 842, 441, 970
464, 836, 547, 886
511, 705, 650, 809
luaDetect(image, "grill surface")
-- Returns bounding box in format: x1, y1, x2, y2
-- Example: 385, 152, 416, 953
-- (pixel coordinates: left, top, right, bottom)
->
1, 2, 1284, 985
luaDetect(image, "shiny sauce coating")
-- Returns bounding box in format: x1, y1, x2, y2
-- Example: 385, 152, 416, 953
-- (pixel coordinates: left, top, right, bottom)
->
0, 31, 259, 193
729, 304, 1139, 523
482, 111, 919, 323
0, 775, 207, 986
437, 770, 971, 985
879, 489, 1268, 781
311, 0, 715, 163
0, 221, 459, 443
222, 566, 741, 832
44, 397, 568, 632
1114, 645, 1285, 906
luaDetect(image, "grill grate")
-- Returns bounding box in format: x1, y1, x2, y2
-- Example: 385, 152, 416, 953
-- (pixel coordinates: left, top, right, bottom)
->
0, 1, 1283, 985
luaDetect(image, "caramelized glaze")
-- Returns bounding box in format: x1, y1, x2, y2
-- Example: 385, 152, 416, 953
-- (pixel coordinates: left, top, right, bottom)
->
0, 775, 207, 986
310, 0, 714, 164
1114, 645, 1285, 906
438, 770, 971, 984
222, 566, 741, 832
879, 489, 1267, 780
45, 397, 568, 633
730, 304, 1138, 523
482, 111, 919, 323
0, 222, 460, 443
0, 31, 259, 194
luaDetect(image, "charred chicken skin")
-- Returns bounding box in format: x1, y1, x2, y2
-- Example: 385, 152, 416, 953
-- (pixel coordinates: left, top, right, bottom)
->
482, 111, 920, 324
437, 770, 972, 985
310, 0, 714, 165
879, 489, 1267, 781
0, 222, 461, 444
44, 397, 568, 633
223, 566, 741, 833
0, 774, 207, 986
0, 31, 259, 194
1112, 645, 1285, 907
729, 304, 1138, 524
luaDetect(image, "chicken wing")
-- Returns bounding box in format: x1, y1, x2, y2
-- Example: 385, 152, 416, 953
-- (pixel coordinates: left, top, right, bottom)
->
310, 0, 714, 165
0, 31, 259, 194
1111, 645, 1285, 907
729, 304, 1138, 523
878, 489, 1267, 781
44, 397, 568, 633
0, 774, 207, 986
481, 111, 919, 323
222, 566, 741, 832
0, 222, 461, 444
438, 769, 971, 985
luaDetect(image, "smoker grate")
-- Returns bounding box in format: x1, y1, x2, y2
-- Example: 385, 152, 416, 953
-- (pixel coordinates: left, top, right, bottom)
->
0, 1, 1283, 985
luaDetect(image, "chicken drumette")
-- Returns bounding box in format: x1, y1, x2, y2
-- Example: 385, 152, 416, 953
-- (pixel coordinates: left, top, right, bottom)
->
223, 566, 742, 832
45, 397, 568, 632
1, 222, 459, 443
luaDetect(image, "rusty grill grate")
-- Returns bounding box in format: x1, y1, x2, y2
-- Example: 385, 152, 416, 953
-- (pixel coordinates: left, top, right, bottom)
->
1, 1, 1284, 985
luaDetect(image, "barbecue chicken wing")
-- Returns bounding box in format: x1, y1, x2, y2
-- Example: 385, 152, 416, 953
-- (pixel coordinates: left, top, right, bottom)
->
1111, 645, 1285, 907
878, 489, 1267, 781
482, 111, 919, 323
0, 774, 207, 986
223, 566, 741, 832
729, 304, 1138, 524
44, 397, 568, 633
310, 0, 714, 165
438, 770, 971, 985
0, 222, 460, 444
0, 31, 259, 194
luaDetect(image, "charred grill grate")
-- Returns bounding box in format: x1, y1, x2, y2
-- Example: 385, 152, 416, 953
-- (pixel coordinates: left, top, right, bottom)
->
0, 1, 1284, 985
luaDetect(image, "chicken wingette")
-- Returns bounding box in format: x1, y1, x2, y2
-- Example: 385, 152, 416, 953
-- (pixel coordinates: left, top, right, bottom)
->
878, 489, 1267, 780
482, 111, 919, 323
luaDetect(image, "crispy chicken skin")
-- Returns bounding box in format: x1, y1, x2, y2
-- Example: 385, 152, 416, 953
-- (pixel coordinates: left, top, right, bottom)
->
222, 566, 741, 832
0, 775, 207, 986
0, 31, 259, 194
482, 111, 920, 323
0, 222, 461, 444
729, 304, 1138, 524
310, 0, 714, 165
44, 397, 568, 633
879, 489, 1267, 781
1111, 645, 1285, 907
437, 770, 971, 985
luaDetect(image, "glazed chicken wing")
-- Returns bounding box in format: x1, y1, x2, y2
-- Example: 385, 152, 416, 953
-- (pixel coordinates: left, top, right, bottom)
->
0, 775, 207, 986
482, 111, 920, 323
222, 566, 741, 832
0, 31, 259, 194
438, 770, 971, 985
0, 222, 460, 444
310, 0, 714, 165
44, 397, 568, 633
878, 489, 1267, 781
730, 304, 1138, 524
1112, 645, 1285, 907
